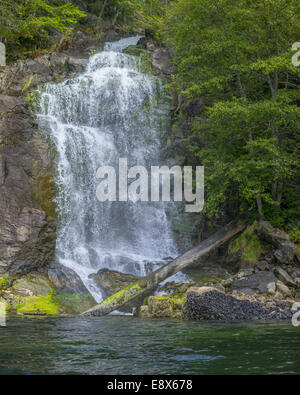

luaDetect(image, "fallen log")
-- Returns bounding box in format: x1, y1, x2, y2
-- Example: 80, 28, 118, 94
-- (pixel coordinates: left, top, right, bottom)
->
82, 220, 246, 316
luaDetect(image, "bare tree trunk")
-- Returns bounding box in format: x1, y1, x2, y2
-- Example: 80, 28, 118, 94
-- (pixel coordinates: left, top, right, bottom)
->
82, 220, 246, 317
112, 8, 119, 26
256, 197, 263, 219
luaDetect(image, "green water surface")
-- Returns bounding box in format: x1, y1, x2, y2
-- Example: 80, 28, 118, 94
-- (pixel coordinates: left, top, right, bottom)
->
0, 315, 299, 374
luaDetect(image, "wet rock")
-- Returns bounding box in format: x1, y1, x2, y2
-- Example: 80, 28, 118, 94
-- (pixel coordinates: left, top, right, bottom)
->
148, 296, 173, 318
183, 287, 292, 321
48, 264, 89, 294
257, 221, 294, 264
89, 268, 138, 298
136, 294, 184, 319
157, 281, 191, 295
0, 93, 56, 276
231, 272, 278, 294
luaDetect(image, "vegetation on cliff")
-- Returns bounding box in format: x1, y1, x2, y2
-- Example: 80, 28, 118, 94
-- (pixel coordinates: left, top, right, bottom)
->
146, 0, 300, 237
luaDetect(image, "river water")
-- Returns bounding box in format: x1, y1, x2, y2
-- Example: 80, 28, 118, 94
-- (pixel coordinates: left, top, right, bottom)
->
0, 316, 299, 375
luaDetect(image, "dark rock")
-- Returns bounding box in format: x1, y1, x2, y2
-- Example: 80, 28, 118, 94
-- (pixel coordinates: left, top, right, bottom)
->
257, 221, 294, 264
256, 260, 269, 271
182, 98, 204, 116
231, 272, 278, 294
274, 245, 294, 265
151, 48, 173, 75
274, 267, 296, 288
48, 264, 89, 294
89, 268, 139, 298
183, 287, 292, 321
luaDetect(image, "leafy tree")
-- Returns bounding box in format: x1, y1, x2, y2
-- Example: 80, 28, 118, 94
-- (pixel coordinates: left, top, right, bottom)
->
0, 0, 85, 59
161, 0, 300, 223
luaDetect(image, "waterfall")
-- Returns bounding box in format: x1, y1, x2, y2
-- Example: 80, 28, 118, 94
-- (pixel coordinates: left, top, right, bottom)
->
37, 36, 182, 302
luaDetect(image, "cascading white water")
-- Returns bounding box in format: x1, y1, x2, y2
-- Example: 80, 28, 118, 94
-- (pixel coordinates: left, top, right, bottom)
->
37, 36, 183, 302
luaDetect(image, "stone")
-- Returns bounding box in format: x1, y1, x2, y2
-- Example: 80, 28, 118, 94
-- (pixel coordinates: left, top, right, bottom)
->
274, 267, 296, 288
89, 268, 139, 298
274, 245, 295, 265
267, 282, 276, 295
183, 287, 292, 321
256, 260, 269, 271
10, 274, 52, 297
136, 305, 151, 318
276, 281, 292, 296
48, 264, 89, 294
151, 48, 173, 75
257, 221, 294, 264
294, 278, 300, 288
231, 271, 278, 294
148, 296, 173, 318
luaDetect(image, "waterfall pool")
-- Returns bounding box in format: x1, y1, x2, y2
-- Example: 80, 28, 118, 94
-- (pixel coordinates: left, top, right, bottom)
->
0, 315, 299, 375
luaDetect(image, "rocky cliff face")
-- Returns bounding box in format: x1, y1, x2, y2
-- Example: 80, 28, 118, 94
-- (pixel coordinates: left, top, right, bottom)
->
0, 93, 55, 277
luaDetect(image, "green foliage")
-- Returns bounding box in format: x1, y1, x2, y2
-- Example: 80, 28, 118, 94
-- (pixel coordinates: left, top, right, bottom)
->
229, 224, 262, 263
0, 0, 86, 60
159, 0, 300, 226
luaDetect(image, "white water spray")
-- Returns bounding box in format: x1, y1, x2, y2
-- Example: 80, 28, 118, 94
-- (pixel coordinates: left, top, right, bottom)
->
37, 36, 184, 302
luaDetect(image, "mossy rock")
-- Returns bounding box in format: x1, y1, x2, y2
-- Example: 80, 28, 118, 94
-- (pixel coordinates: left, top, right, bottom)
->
53, 293, 96, 315
0, 276, 12, 296
123, 45, 144, 57
138, 294, 185, 319
15, 292, 60, 315
11, 274, 52, 297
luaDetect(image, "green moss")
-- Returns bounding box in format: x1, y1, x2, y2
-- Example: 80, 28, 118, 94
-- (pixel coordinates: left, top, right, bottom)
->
229, 224, 262, 263
103, 282, 142, 305
22, 74, 35, 93
123, 45, 152, 74
25, 90, 41, 111
123, 45, 144, 57
53, 293, 96, 314
152, 294, 185, 309
0, 136, 11, 146
0, 277, 12, 295
16, 291, 60, 315
137, 51, 152, 74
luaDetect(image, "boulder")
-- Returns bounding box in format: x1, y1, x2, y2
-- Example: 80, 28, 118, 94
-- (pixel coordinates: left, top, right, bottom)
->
257, 221, 294, 264
48, 264, 89, 294
276, 281, 292, 296
267, 282, 276, 295
89, 268, 139, 298
274, 267, 296, 288
183, 287, 292, 321
136, 294, 184, 319
256, 260, 270, 271
10, 274, 52, 297
231, 271, 278, 294
151, 48, 173, 75
294, 277, 300, 288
